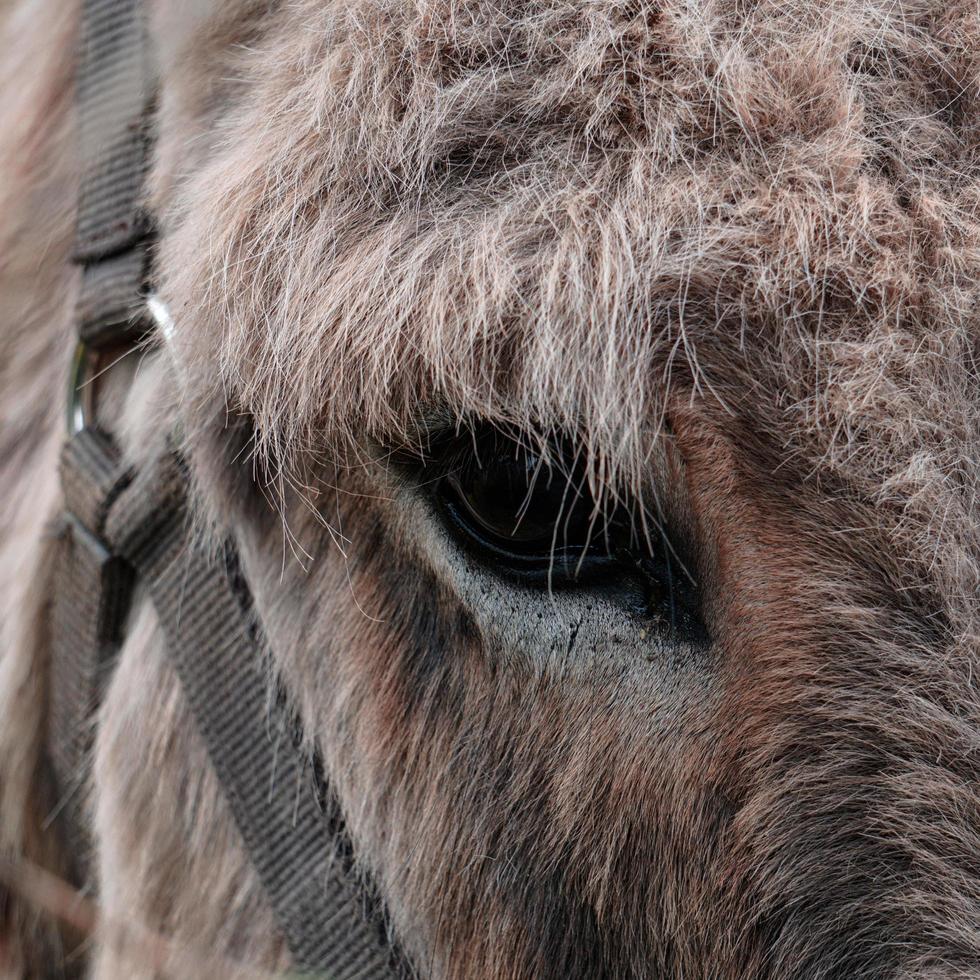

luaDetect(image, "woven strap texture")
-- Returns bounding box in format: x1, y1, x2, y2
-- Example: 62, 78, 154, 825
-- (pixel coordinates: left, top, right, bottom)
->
74, 0, 152, 347
51, 1, 404, 974
104, 456, 399, 977
48, 429, 135, 882
46, 0, 150, 883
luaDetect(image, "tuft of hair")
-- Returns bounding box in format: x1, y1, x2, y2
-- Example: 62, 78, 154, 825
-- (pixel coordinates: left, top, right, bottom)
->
159, 0, 980, 512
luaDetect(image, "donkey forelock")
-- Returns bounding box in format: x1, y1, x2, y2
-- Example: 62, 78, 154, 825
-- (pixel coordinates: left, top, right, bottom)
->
162, 1, 979, 488
1, 0, 979, 977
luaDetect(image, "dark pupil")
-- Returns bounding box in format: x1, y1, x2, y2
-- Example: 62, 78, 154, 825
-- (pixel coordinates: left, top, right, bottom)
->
448, 449, 587, 549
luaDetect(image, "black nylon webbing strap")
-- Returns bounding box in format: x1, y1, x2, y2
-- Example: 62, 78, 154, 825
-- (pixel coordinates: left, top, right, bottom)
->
104, 455, 398, 978
48, 429, 135, 882
46, 0, 150, 885
52, 0, 403, 974
74, 0, 150, 262
73, 0, 152, 348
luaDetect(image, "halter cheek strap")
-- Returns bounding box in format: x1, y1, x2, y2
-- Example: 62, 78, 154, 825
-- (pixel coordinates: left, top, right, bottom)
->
47, 2, 403, 976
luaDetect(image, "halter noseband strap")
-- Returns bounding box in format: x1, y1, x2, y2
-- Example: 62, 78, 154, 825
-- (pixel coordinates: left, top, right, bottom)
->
48, 2, 402, 976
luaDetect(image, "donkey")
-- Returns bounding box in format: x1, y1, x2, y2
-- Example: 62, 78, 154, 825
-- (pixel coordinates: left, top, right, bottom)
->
1, 0, 979, 977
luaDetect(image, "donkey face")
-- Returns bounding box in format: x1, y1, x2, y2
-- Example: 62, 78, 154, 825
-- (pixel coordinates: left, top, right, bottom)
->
108, 0, 980, 976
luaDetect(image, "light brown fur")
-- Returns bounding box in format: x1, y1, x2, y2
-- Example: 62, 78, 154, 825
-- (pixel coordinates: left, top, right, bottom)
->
2, 0, 979, 977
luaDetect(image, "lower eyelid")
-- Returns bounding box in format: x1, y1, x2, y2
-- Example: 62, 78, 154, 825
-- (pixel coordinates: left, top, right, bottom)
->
403, 431, 710, 643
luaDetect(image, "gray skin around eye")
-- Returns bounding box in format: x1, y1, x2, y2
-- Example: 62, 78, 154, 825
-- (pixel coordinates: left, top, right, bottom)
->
391, 475, 717, 707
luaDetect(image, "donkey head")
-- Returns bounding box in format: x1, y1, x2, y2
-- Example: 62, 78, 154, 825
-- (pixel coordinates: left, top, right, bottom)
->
82, 0, 980, 976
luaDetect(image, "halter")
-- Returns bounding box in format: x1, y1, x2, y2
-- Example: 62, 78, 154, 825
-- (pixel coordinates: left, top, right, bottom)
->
47, 2, 403, 975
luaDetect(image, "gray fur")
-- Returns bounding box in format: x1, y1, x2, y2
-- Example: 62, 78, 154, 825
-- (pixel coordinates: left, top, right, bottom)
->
1, 1, 979, 977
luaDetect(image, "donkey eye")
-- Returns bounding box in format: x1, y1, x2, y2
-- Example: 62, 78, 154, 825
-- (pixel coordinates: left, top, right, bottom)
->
430, 428, 620, 584
418, 424, 709, 641
445, 447, 593, 553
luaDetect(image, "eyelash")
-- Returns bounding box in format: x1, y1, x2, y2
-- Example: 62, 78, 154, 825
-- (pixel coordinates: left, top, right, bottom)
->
400, 424, 708, 643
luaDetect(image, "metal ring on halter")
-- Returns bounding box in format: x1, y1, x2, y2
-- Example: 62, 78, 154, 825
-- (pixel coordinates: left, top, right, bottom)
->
66, 295, 174, 437
67, 340, 99, 437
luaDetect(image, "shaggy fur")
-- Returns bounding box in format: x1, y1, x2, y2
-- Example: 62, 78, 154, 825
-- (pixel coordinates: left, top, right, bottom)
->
0, 1, 81, 973
2, 0, 980, 977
